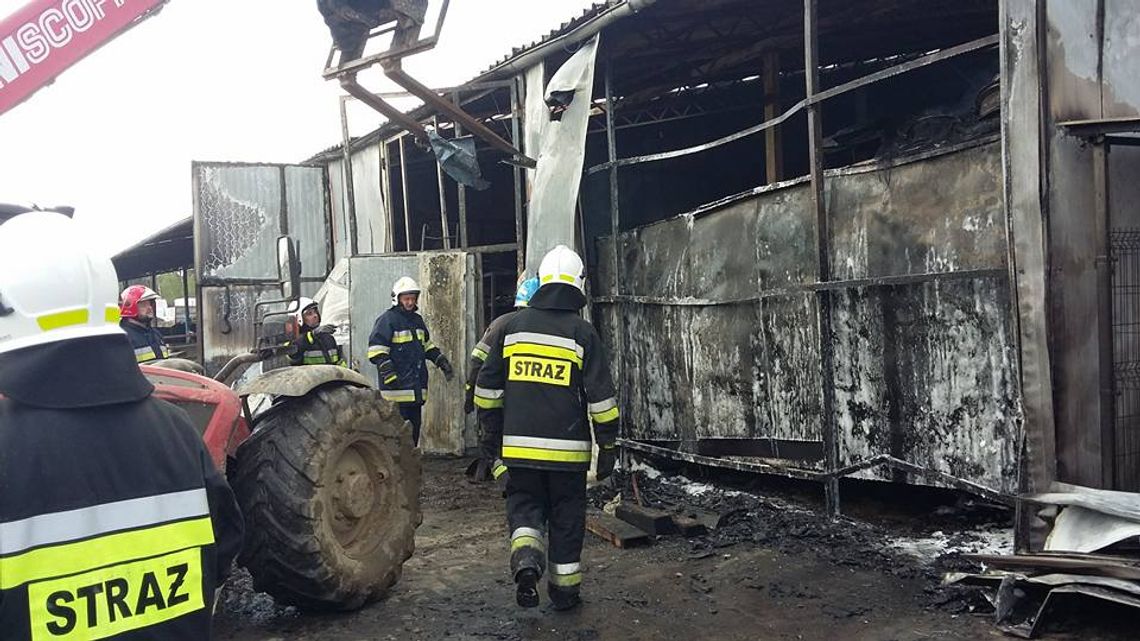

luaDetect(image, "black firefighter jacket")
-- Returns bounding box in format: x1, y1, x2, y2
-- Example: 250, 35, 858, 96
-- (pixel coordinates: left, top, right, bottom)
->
464, 310, 517, 413
289, 325, 346, 367
475, 284, 620, 472
120, 320, 170, 364
0, 334, 244, 641
367, 306, 443, 404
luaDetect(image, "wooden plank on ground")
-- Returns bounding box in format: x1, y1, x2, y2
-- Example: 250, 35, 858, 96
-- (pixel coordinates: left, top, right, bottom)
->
587, 511, 651, 548
616, 503, 677, 535
671, 514, 708, 537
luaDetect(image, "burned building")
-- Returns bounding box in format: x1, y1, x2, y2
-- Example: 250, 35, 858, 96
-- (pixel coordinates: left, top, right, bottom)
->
190, 0, 1140, 535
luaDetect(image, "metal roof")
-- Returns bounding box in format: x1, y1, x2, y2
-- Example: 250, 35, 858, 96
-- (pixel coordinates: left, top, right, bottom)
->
308, 0, 998, 163
112, 216, 193, 280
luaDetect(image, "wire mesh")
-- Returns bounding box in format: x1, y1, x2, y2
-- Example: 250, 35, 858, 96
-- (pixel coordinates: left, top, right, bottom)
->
1111, 229, 1140, 490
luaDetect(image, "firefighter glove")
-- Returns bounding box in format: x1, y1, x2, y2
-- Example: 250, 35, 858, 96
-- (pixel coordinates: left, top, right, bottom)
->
377, 360, 398, 385
596, 443, 618, 482
437, 355, 455, 381
492, 459, 510, 496
464, 384, 475, 414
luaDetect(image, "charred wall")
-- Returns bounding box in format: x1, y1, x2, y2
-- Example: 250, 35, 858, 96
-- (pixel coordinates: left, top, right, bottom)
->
596, 141, 1020, 493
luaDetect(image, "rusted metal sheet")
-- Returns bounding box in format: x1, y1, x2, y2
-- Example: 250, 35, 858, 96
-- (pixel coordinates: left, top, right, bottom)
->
596, 141, 1019, 493
829, 143, 1008, 279
199, 285, 285, 377
832, 279, 1020, 491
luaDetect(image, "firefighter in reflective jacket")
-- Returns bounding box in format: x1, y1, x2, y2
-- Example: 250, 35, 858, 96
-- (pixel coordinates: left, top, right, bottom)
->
288, 298, 346, 366
464, 276, 539, 481
0, 212, 244, 641
367, 277, 455, 446
465, 275, 540, 414
475, 245, 620, 612
119, 285, 171, 363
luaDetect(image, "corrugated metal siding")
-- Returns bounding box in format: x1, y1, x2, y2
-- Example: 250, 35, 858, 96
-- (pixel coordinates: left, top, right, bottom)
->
193, 162, 333, 377
327, 161, 350, 265
285, 166, 331, 278
351, 144, 388, 254
196, 165, 282, 280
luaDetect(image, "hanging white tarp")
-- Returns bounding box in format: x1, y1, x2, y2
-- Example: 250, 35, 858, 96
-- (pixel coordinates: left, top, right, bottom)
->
524, 36, 599, 275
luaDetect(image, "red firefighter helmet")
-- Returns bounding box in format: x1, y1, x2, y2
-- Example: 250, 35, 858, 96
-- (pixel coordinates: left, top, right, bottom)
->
119, 285, 160, 319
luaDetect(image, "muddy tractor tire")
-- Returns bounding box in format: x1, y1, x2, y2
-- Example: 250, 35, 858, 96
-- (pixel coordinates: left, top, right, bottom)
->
229, 383, 421, 611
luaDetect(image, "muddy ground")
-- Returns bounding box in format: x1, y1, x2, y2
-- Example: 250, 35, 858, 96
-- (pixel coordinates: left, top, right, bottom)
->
214, 457, 1135, 641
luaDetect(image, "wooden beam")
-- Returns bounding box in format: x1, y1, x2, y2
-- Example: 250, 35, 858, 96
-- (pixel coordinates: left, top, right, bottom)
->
586, 511, 652, 549
615, 503, 677, 536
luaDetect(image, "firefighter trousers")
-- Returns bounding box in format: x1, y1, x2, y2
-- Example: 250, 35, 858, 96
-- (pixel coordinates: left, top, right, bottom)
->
398, 402, 422, 446
506, 467, 586, 597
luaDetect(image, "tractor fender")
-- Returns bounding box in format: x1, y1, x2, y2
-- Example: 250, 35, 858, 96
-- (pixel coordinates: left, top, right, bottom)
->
236, 365, 374, 398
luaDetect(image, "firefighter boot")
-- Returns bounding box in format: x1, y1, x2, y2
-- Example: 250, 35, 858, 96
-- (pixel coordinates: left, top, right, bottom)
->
548, 582, 581, 611
515, 569, 539, 608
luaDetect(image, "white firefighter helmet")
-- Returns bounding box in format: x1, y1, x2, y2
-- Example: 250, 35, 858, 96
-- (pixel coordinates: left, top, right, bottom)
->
0, 212, 123, 355
391, 276, 421, 306
538, 245, 586, 293
293, 297, 319, 325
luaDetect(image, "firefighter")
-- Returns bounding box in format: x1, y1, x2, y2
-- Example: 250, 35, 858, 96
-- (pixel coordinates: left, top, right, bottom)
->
475, 245, 620, 611
464, 275, 539, 481
465, 275, 540, 414
119, 284, 171, 363
367, 276, 455, 446
288, 298, 346, 366
0, 212, 244, 640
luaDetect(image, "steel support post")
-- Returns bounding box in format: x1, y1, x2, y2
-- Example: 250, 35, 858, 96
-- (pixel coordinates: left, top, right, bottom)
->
804, 0, 841, 517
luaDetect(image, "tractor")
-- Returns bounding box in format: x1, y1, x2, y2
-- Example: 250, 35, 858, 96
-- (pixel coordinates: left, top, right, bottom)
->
144, 237, 421, 611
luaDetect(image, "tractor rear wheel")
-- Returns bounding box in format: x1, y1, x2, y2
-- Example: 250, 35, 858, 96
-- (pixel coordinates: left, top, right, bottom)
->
230, 384, 421, 611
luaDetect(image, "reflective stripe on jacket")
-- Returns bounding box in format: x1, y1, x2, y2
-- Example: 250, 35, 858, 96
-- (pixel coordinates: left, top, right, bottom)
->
121, 320, 170, 363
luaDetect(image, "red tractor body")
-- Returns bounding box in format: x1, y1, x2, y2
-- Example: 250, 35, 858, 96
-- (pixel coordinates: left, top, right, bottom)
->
141, 364, 250, 471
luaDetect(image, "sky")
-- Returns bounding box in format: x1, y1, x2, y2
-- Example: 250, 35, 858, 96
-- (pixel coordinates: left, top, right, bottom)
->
0, 0, 598, 255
